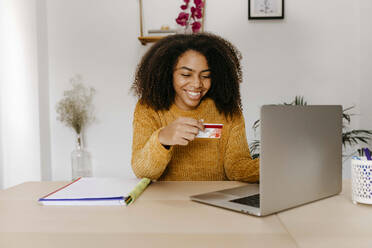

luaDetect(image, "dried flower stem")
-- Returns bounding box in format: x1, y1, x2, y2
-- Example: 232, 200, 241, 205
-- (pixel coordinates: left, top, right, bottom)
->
56, 75, 96, 135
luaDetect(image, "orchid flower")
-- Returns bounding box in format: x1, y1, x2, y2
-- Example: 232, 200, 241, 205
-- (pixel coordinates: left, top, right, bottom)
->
175, 0, 204, 33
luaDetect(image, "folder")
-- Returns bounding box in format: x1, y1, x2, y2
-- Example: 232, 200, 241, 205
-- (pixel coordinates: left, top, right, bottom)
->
38, 177, 151, 206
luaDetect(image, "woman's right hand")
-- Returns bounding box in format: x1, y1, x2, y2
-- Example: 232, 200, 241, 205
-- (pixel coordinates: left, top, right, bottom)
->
158, 117, 204, 146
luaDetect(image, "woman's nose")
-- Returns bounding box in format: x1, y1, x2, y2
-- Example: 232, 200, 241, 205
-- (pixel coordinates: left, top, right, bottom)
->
190, 75, 202, 88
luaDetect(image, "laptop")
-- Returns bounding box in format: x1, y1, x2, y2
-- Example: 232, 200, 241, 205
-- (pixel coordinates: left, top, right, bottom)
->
190, 105, 342, 216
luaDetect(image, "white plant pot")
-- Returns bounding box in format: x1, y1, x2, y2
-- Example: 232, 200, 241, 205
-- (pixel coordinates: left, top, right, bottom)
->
351, 158, 372, 205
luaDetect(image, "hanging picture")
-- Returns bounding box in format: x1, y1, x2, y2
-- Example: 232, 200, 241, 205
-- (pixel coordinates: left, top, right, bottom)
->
248, 0, 284, 19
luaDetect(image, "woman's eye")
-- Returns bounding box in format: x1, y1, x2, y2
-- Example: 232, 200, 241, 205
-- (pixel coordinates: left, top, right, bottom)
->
202, 75, 211, 79
181, 74, 191, 77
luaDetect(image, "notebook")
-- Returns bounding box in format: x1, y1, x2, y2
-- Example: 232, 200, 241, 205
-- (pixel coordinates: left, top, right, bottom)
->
38, 177, 151, 206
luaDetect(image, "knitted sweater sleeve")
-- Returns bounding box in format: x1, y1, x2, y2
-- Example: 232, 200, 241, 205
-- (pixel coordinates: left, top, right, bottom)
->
131, 102, 173, 180
224, 113, 259, 182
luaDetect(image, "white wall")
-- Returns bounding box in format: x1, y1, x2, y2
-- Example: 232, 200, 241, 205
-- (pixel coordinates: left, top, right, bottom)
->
36, 0, 52, 181
0, 0, 41, 188
360, 0, 372, 138
47, 0, 360, 180
45, 0, 364, 180
0, 0, 5, 189
0, 0, 366, 184
47, 0, 142, 180
208, 0, 362, 178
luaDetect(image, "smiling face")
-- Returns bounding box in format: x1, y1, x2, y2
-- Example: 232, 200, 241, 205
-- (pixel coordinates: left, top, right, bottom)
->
173, 50, 211, 111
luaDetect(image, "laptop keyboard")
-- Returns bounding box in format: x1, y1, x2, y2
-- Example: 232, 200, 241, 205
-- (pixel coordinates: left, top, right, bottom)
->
230, 194, 260, 208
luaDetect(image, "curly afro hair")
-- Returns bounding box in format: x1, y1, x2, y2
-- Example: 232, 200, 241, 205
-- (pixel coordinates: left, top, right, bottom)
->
132, 32, 243, 118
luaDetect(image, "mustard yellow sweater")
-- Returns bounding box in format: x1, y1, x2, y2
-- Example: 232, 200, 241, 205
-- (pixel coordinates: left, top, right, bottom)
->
131, 98, 259, 182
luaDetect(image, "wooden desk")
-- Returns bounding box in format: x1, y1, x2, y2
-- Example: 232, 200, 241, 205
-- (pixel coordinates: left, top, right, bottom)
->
0, 180, 370, 248
278, 181, 372, 248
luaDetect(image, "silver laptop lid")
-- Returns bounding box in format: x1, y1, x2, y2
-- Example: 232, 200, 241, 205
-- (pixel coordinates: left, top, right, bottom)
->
259, 105, 342, 216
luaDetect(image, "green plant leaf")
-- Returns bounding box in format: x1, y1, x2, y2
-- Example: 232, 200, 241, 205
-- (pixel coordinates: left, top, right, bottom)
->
249, 139, 260, 159
342, 130, 372, 147
252, 120, 260, 132
250, 96, 372, 157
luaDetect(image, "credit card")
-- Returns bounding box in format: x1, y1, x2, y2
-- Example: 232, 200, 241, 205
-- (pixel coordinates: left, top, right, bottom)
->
196, 123, 223, 139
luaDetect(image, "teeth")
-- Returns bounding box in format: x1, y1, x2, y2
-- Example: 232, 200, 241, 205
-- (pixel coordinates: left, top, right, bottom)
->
187, 91, 200, 96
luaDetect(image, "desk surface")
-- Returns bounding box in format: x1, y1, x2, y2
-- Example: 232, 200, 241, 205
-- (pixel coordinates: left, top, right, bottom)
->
0, 180, 371, 248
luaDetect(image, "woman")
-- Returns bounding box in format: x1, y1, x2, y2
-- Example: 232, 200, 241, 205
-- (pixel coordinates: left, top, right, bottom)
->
131, 33, 259, 182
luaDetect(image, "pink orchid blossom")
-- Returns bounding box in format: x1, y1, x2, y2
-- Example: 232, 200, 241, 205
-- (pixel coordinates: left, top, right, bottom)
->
181, 0, 189, 10
194, 0, 203, 8
176, 0, 204, 33
192, 21, 201, 33
195, 8, 202, 18
176, 12, 189, 26
190, 6, 196, 18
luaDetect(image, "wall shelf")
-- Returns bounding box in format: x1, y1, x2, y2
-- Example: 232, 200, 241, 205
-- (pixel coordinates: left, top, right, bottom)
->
138, 0, 206, 45
138, 36, 164, 45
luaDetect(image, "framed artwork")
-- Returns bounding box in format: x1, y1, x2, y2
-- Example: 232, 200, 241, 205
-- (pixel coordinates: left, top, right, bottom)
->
248, 0, 284, 19
138, 0, 206, 45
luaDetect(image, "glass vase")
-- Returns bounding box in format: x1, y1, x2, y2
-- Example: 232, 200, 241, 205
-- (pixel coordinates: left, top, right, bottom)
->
71, 133, 92, 180
176, 24, 193, 34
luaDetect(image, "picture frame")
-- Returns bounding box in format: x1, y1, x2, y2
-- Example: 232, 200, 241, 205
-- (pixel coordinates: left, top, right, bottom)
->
138, 0, 206, 45
248, 0, 284, 19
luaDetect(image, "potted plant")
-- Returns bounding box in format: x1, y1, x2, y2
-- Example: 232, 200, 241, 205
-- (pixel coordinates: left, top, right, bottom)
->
56, 75, 96, 179
249, 96, 372, 160
175, 0, 205, 34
